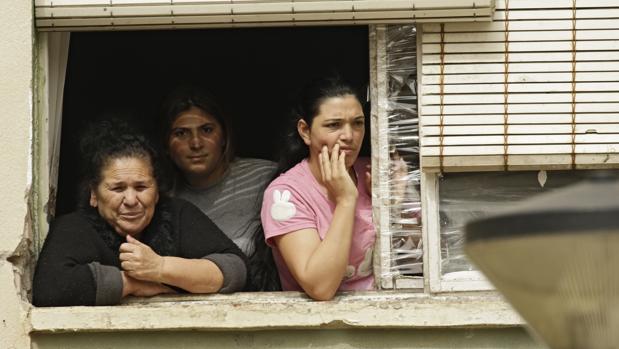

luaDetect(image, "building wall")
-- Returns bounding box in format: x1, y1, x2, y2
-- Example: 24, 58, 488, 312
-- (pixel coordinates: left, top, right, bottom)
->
0, 1, 542, 348
32, 328, 539, 349
0, 0, 34, 348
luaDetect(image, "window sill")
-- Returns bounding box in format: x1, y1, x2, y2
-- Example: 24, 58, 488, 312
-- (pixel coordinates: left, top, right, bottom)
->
28, 291, 524, 333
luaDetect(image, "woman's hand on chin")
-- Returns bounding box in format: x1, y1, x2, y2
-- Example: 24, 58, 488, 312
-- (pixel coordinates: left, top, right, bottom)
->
119, 235, 165, 283
319, 144, 358, 205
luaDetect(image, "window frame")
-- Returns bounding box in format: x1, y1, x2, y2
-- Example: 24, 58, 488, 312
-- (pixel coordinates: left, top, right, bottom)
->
33, 25, 494, 292
371, 24, 424, 291
36, 25, 434, 292
32, 19, 519, 330
423, 171, 494, 293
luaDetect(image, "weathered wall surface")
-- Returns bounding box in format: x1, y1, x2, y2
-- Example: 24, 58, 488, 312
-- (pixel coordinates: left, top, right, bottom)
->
32, 328, 541, 349
0, 0, 34, 349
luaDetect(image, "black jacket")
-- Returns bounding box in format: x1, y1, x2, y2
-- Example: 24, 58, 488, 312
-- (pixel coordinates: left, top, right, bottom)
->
33, 197, 248, 306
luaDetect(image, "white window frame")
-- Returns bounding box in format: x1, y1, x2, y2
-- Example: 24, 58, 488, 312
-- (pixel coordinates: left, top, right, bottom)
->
422, 172, 494, 293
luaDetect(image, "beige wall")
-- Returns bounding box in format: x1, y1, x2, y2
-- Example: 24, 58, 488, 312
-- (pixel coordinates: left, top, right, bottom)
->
0, 1, 34, 349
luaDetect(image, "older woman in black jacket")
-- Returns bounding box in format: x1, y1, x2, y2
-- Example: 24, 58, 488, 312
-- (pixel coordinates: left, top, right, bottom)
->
33, 120, 247, 306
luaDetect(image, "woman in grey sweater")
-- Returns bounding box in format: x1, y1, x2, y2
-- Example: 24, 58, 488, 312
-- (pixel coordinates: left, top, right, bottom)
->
161, 86, 279, 291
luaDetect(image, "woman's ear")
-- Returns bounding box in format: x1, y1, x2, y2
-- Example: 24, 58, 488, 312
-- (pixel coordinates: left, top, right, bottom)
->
89, 189, 98, 208
297, 119, 311, 146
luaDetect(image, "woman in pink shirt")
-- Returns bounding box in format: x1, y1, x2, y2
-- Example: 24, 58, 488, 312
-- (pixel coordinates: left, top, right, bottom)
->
261, 77, 375, 300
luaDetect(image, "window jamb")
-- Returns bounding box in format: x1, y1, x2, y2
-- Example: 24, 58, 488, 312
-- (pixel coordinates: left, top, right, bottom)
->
370, 24, 395, 290
34, 33, 50, 258
34, 32, 70, 257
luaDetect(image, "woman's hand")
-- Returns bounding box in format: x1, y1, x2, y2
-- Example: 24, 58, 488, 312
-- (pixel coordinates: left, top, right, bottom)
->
319, 144, 358, 204
120, 236, 226, 294
121, 272, 175, 297
119, 235, 164, 283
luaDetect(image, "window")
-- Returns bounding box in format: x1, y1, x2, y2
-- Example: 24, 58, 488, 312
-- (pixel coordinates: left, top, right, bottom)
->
419, 0, 619, 293
33, 20, 528, 330
428, 170, 606, 293
45, 24, 429, 294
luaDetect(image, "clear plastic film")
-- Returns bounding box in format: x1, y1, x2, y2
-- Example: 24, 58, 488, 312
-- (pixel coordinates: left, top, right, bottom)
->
438, 170, 594, 277
376, 24, 422, 285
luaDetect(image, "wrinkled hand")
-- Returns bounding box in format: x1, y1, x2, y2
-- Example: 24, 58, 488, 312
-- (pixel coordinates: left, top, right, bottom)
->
119, 235, 164, 283
319, 144, 358, 204
122, 272, 175, 297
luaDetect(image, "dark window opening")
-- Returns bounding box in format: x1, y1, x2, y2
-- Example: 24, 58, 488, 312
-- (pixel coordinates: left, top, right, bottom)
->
56, 26, 370, 215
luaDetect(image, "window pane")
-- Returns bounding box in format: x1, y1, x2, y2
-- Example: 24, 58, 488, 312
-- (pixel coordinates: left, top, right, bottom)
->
385, 24, 422, 278
438, 170, 598, 276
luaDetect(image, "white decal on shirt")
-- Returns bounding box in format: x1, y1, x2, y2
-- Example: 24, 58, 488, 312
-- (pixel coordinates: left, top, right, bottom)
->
345, 247, 374, 280
357, 247, 374, 278
270, 189, 297, 221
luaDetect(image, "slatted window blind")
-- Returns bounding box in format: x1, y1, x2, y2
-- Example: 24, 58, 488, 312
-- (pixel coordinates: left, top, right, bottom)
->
420, 0, 619, 172
35, 0, 495, 31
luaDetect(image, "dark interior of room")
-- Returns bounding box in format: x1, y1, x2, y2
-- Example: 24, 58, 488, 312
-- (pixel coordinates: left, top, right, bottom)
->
56, 26, 370, 215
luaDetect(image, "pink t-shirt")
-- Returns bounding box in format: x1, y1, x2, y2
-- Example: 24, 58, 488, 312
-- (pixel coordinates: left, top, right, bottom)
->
261, 158, 376, 291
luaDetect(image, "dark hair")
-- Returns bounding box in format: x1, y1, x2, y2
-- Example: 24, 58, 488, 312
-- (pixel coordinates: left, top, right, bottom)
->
160, 85, 235, 172
279, 76, 365, 172
78, 118, 163, 208
246, 224, 282, 291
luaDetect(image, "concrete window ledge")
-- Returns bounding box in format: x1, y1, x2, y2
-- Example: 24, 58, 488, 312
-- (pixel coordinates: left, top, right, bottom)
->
28, 291, 524, 333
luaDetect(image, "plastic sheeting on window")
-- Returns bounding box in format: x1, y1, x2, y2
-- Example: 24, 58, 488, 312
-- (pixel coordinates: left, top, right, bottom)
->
382, 24, 422, 281
438, 170, 601, 277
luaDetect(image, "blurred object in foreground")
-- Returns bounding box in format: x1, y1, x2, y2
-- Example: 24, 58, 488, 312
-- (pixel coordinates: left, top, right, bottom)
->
465, 172, 619, 349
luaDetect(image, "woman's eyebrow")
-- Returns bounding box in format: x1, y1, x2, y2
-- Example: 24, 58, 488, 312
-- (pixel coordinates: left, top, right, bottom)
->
173, 121, 216, 128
